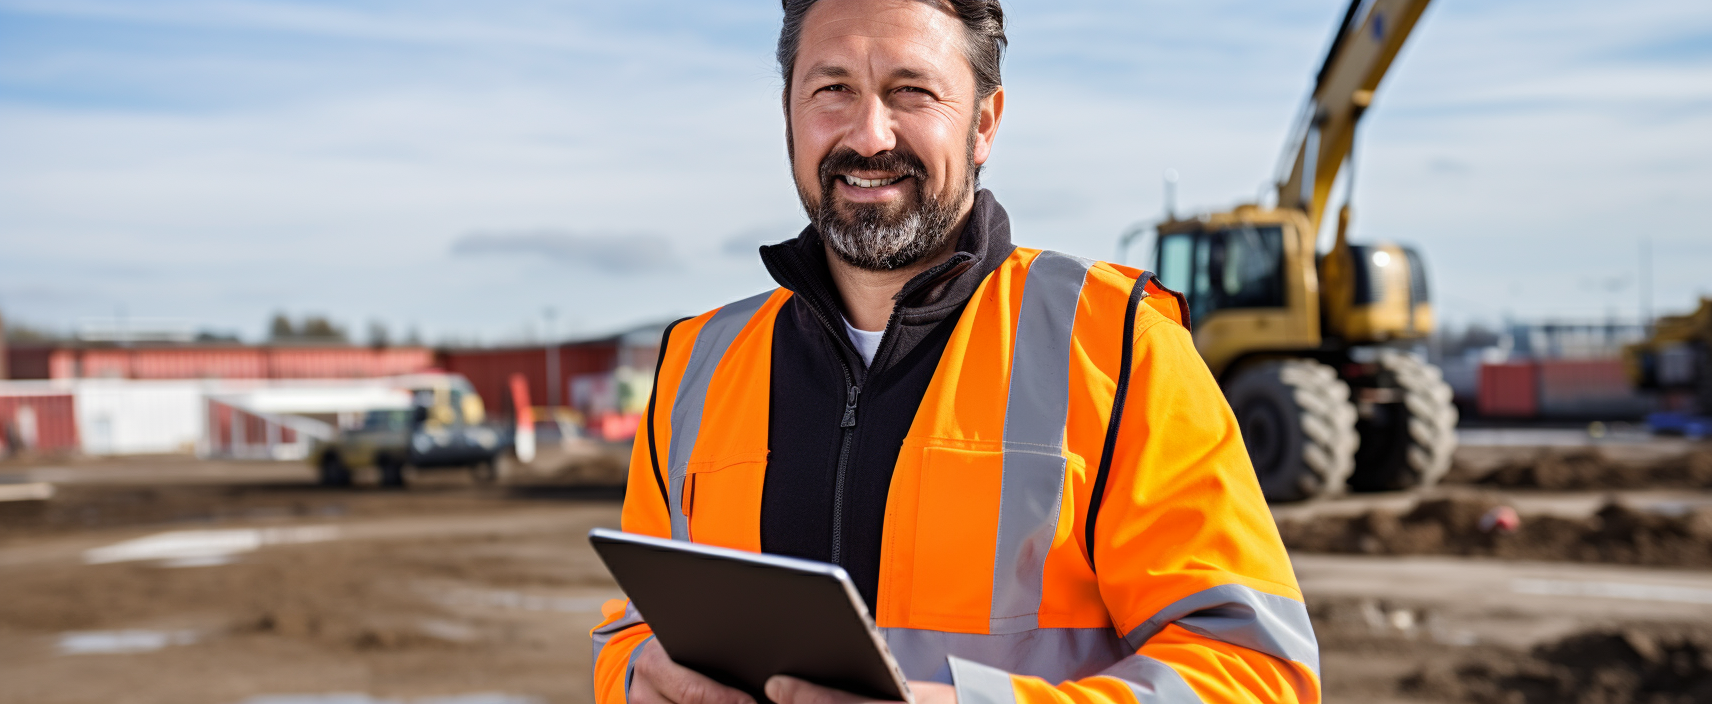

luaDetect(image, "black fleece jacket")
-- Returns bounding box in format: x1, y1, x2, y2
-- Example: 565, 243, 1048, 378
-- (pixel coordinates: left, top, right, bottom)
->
756, 189, 1017, 612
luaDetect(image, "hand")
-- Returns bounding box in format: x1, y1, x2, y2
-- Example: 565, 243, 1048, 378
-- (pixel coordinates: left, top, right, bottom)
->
630, 638, 757, 704
765, 676, 956, 704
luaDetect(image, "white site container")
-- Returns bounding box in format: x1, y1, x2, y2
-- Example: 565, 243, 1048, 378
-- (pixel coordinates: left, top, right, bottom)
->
73, 379, 209, 455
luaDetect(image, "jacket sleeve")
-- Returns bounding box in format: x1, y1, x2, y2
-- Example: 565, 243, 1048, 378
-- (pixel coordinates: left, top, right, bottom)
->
951, 317, 1320, 704
590, 405, 675, 704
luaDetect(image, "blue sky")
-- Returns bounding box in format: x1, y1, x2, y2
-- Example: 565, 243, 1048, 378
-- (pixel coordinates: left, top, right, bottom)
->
1, 0, 1708, 343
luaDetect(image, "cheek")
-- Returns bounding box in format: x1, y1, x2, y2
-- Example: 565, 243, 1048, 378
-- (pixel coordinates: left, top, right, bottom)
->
790, 110, 842, 182
897, 113, 970, 183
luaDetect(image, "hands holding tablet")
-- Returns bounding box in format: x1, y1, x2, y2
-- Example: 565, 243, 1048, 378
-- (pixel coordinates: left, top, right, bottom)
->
630, 638, 955, 704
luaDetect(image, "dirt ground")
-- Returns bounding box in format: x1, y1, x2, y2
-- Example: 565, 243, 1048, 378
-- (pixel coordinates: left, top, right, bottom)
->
4, 443, 1712, 704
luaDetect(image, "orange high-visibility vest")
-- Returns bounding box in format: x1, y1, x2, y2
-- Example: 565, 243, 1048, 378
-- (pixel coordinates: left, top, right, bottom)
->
593, 248, 1320, 704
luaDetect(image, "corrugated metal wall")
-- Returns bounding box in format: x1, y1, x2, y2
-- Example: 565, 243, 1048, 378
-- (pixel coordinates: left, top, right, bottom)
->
8, 346, 436, 381
1479, 363, 1538, 418
0, 393, 80, 453
5, 347, 54, 380
1537, 359, 1651, 418
440, 341, 621, 416
1477, 359, 1650, 420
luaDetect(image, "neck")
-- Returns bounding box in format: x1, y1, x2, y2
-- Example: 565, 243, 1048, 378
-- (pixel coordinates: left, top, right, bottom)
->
825, 205, 972, 332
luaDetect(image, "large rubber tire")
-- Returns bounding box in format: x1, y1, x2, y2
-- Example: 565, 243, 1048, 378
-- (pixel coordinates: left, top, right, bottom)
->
1225, 360, 1359, 502
318, 453, 352, 487
1348, 351, 1459, 492
378, 456, 407, 488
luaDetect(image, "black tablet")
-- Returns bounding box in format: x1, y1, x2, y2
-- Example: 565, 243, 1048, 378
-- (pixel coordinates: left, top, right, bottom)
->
588, 528, 912, 703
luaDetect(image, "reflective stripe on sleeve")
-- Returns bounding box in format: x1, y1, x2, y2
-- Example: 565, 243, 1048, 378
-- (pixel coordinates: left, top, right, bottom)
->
883, 625, 1128, 684
625, 635, 656, 698
666, 290, 774, 540
949, 656, 1018, 704
1097, 654, 1204, 703
991, 250, 1093, 634
1122, 584, 1320, 676
591, 600, 646, 673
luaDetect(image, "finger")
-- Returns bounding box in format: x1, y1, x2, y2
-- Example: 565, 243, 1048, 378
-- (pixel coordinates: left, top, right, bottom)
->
765, 675, 874, 704
629, 675, 666, 704
643, 648, 755, 704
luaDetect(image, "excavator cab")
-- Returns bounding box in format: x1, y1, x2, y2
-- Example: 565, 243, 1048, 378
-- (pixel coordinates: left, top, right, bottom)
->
1153, 208, 1324, 379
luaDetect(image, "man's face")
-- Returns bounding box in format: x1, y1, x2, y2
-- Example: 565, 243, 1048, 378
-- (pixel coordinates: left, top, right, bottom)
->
788, 0, 1003, 271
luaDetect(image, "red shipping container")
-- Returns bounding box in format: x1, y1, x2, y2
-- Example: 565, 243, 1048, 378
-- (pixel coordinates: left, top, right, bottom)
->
1479, 362, 1538, 418
0, 393, 79, 452
1537, 359, 1649, 418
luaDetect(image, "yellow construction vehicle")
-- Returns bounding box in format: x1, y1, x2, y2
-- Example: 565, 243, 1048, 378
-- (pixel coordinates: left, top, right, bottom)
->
1134, 0, 1457, 501
1627, 297, 1712, 420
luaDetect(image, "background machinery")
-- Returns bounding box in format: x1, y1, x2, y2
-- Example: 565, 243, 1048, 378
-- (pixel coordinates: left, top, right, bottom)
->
1628, 298, 1712, 436
311, 374, 511, 487
1135, 0, 1457, 501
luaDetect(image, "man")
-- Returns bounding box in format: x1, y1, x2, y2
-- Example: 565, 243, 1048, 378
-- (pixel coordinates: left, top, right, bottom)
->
592, 1, 1320, 703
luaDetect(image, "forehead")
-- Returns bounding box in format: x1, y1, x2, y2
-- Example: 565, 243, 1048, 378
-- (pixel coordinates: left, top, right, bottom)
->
794, 0, 969, 84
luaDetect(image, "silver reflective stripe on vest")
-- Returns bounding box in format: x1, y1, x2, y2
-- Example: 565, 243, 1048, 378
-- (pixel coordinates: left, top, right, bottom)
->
949, 656, 1016, 704
884, 625, 1128, 684
591, 600, 646, 673
667, 290, 774, 540
1122, 584, 1320, 676
625, 634, 656, 697
1098, 654, 1204, 703
991, 251, 1093, 633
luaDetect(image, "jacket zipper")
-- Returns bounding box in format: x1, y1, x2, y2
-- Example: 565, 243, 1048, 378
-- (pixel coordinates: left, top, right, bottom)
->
831, 371, 859, 565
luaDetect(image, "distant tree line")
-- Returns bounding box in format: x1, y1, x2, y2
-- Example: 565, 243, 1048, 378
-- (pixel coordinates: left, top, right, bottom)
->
269, 313, 347, 343
268, 313, 421, 348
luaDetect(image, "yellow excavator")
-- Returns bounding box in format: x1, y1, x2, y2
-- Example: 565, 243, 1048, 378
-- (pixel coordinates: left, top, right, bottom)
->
1627, 298, 1712, 423
1131, 0, 1456, 501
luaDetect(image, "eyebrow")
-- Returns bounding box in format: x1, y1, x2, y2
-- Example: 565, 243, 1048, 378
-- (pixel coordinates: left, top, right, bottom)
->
800, 64, 934, 85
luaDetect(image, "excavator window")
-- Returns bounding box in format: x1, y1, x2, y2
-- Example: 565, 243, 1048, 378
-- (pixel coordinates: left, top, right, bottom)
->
1157, 227, 1286, 324
1404, 247, 1430, 305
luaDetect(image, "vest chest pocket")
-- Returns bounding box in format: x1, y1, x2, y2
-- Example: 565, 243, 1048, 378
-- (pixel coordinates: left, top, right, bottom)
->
683, 452, 768, 551
908, 444, 1072, 633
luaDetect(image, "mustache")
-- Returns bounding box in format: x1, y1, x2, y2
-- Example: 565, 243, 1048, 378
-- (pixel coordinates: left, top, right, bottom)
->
817, 148, 930, 192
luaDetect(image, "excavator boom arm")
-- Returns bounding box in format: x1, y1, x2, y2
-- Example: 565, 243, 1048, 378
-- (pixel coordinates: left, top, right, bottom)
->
1276, 0, 1433, 235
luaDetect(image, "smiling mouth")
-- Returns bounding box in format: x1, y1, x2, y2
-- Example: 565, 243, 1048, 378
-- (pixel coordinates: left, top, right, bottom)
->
841, 174, 907, 188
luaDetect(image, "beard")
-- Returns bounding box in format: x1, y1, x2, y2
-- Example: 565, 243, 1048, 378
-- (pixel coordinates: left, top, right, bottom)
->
796, 135, 977, 272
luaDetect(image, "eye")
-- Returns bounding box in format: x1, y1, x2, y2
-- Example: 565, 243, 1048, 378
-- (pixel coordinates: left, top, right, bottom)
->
814, 83, 850, 95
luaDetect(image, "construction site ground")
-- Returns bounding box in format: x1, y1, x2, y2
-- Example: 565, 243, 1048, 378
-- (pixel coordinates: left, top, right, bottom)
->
3, 434, 1710, 704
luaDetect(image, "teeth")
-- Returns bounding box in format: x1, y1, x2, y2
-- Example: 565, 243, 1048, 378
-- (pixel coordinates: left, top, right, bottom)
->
842, 174, 903, 188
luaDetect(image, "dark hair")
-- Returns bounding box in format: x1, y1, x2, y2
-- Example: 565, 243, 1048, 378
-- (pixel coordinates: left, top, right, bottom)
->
777, 0, 1006, 99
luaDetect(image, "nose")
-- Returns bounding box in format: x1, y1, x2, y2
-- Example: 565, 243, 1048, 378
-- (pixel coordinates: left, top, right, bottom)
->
844, 93, 897, 157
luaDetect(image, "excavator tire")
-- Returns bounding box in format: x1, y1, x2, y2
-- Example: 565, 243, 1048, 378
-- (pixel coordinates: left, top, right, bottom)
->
1225, 360, 1359, 502
1349, 351, 1459, 492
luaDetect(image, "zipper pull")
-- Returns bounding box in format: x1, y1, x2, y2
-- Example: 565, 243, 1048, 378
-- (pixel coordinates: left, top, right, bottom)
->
840, 385, 861, 428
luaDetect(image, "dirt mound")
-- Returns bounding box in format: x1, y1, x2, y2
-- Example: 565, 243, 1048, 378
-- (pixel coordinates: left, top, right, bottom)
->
1278, 496, 1712, 567
1402, 623, 1712, 703
1446, 447, 1712, 490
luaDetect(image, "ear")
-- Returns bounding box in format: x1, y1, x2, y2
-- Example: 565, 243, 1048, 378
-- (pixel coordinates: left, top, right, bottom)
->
971, 86, 1005, 166
782, 90, 795, 163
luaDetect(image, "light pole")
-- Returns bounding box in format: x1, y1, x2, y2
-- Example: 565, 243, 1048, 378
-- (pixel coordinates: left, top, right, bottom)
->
544, 308, 560, 409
